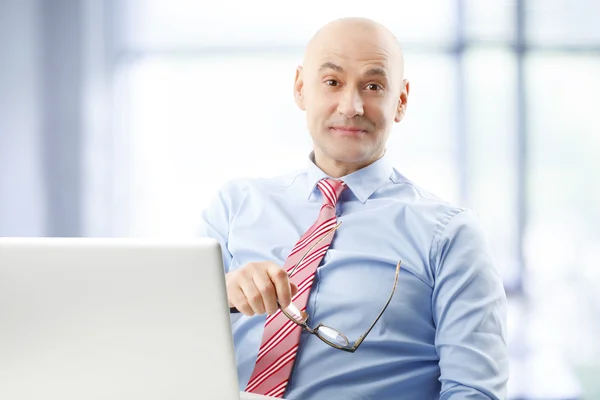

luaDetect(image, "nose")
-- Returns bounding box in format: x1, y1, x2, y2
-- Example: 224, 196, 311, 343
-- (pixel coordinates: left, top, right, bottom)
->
337, 88, 364, 118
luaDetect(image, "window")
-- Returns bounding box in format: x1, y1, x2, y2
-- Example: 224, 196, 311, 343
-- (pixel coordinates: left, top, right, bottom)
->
116, 0, 457, 49
526, 0, 600, 46
463, 48, 519, 286
524, 53, 600, 361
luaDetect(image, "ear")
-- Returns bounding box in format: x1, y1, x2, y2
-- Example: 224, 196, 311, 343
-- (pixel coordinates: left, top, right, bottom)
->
394, 79, 410, 123
293, 66, 305, 111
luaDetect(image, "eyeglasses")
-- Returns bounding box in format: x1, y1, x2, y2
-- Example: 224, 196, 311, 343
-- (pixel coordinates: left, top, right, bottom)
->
279, 222, 401, 353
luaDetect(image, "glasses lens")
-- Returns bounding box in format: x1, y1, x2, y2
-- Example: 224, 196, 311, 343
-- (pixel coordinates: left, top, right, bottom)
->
316, 326, 350, 347
284, 302, 308, 323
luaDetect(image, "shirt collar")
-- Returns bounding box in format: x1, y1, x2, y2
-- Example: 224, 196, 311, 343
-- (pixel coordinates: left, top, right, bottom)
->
306, 151, 394, 203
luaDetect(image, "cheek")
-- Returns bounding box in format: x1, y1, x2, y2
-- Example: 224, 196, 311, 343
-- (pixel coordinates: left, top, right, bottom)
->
372, 101, 398, 126
364, 104, 389, 126
307, 97, 335, 123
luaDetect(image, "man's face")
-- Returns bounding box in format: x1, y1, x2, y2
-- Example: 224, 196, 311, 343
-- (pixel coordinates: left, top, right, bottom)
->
294, 25, 409, 168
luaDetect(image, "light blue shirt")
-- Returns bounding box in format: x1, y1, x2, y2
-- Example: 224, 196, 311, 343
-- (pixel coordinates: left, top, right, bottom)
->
199, 152, 508, 399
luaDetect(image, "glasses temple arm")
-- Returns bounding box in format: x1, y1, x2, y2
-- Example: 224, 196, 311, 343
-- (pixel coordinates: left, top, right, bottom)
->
288, 222, 342, 278
351, 261, 401, 349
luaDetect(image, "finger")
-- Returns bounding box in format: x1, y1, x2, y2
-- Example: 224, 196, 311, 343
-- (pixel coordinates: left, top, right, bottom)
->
253, 269, 278, 315
267, 265, 293, 309
239, 278, 267, 315
228, 286, 254, 316
290, 282, 299, 298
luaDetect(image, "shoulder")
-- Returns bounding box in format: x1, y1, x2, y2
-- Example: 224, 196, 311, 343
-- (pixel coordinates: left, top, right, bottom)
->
386, 168, 488, 257
387, 168, 468, 227
214, 168, 307, 202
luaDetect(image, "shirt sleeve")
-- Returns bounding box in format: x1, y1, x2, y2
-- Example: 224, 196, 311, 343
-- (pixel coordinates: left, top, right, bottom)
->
196, 181, 239, 273
432, 209, 509, 399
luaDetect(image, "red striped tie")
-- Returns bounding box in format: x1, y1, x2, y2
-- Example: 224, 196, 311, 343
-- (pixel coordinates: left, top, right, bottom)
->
244, 178, 346, 398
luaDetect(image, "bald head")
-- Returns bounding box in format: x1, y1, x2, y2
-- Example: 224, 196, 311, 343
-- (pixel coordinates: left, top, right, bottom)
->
303, 17, 405, 80
293, 17, 410, 176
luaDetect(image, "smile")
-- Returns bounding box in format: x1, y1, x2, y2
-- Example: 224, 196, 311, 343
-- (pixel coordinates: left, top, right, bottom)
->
329, 127, 367, 136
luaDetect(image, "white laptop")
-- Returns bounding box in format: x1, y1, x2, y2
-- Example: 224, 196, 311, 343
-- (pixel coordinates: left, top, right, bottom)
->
0, 237, 275, 400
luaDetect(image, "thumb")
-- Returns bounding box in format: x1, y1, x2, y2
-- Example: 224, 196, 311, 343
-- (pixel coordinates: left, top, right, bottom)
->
290, 282, 299, 298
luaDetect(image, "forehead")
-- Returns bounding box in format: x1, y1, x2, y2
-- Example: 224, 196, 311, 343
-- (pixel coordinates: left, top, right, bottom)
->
308, 34, 401, 77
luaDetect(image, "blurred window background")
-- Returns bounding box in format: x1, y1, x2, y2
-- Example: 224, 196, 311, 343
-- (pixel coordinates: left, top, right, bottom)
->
1, 0, 599, 398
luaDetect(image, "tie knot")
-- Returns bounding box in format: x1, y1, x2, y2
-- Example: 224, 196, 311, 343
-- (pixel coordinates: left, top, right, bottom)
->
317, 178, 346, 207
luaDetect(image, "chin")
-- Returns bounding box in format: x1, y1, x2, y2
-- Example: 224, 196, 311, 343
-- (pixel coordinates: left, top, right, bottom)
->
324, 145, 373, 164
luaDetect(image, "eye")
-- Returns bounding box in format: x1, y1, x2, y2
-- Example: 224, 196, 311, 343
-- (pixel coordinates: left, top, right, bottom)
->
325, 79, 340, 87
366, 83, 382, 91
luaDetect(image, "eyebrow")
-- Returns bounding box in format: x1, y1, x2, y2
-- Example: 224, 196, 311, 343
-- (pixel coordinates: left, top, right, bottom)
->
318, 62, 389, 79
364, 67, 388, 79
319, 62, 344, 73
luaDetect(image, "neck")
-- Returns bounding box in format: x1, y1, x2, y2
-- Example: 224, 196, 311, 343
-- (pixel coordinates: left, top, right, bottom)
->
313, 150, 384, 178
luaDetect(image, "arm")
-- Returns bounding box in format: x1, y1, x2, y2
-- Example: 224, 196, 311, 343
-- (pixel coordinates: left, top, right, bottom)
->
197, 182, 236, 273
197, 181, 297, 316
432, 210, 509, 399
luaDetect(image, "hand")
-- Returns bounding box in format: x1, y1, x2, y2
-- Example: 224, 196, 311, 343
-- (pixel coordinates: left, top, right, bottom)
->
226, 261, 299, 316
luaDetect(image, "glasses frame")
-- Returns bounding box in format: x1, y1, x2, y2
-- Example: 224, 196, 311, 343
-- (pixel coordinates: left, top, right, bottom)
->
279, 222, 402, 353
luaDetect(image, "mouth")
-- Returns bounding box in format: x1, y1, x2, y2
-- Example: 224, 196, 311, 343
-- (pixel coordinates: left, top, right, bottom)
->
328, 126, 367, 136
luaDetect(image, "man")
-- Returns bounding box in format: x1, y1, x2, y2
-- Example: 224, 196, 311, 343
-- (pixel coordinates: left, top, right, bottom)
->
199, 17, 508, 399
